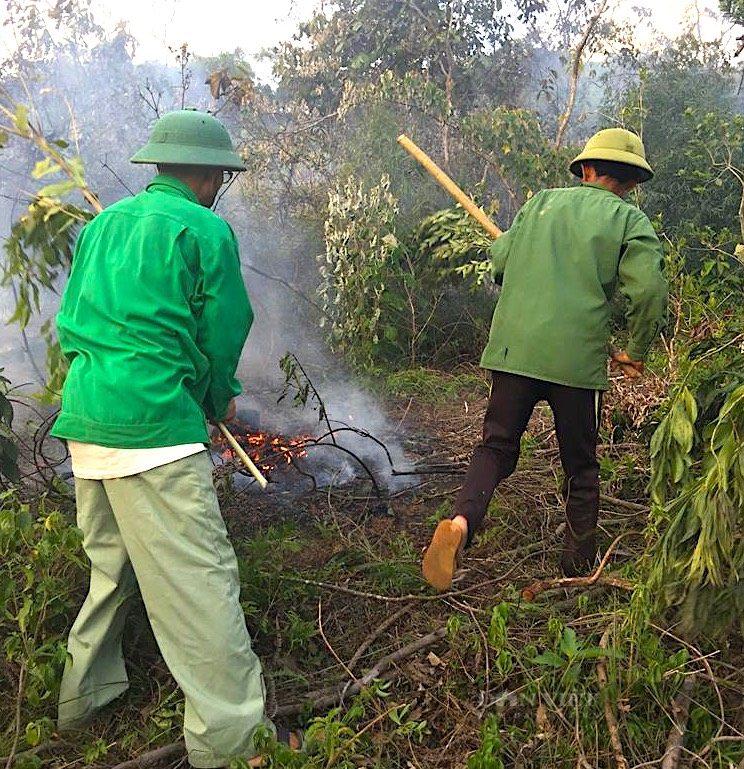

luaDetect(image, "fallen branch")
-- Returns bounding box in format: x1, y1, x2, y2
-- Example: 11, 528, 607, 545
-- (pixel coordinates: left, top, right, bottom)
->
109, 743, 186, 769
596, 624, 629, 769
274, 670, 399, 717
521, 536, 633, 601
279, 626, 448, 716
661, 676, 696, 769
345, 603, 414, 673
599, 493, 649, 512
347, 626, 447, 697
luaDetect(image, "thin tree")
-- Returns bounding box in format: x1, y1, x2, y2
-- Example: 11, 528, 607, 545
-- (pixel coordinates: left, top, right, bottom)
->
555, 0, 610, 150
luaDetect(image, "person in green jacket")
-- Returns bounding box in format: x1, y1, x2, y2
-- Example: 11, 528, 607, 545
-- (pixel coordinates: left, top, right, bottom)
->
52, 110, 302, 766
422, 128, 668, 591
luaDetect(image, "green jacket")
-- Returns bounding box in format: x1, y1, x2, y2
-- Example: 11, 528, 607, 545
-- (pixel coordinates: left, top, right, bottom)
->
481, 182, 668, 390
51, 175, 253, 447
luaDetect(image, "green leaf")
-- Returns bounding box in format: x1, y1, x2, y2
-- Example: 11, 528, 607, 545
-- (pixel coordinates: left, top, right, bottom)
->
532, 650, 564, 667
559, 627, 579, 658
32, 158, 61, 180
15, 104, 29, 133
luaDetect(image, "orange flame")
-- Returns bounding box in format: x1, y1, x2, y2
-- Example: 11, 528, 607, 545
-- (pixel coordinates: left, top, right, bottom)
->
213, 423, 309, 474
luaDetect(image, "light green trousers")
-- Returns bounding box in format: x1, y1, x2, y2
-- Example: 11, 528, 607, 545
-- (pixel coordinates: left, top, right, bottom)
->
59, 452, 269, 767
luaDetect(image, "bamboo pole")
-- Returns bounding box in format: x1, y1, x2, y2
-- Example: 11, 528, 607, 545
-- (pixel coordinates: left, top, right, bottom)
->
396, 134, 502, 238
217, 422, 269, 489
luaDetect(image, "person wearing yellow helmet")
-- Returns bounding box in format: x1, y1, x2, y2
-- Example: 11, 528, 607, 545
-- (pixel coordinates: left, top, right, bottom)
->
422, 127, 668, 590
52, 110, 302, 766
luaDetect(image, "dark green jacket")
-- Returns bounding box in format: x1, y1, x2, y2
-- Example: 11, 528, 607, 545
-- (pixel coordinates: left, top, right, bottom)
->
481, 182, 668, 390
52, 175, 253, 447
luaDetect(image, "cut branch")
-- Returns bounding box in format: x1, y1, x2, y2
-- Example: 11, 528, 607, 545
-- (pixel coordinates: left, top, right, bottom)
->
521, 536, 632, 601
277, 626, 448, 716
661, 676, 696, 769
109, 743, 186, 769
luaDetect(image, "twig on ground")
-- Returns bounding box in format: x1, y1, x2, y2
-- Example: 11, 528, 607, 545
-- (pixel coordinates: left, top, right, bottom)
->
661, 675, 696, 769
599, 493, 649, 512
318, 597, 355, 681
596, 624, 629, 769
345, 603, 414, 673
521, 536, 633, 601
279, 627, 448, 716
354, 626, 447, 689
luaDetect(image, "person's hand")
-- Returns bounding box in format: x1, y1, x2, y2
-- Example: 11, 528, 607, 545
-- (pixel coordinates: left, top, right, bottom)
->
610, 349, 644, 380
221, 398, 237, 423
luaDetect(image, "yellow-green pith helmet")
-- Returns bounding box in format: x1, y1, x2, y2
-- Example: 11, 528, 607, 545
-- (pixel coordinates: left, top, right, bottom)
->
569, 128, 653, 182
130, 109, 246, 170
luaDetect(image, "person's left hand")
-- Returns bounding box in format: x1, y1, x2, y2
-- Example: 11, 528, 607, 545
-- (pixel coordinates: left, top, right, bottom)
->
610, 349, 644, 379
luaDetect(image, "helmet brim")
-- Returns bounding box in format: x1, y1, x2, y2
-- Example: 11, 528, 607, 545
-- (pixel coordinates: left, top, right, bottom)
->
569, 148, 653, 182
130, 144, 246, 171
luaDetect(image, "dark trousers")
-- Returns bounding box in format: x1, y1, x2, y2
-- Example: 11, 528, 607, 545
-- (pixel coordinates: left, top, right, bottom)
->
455, 371, 602, 543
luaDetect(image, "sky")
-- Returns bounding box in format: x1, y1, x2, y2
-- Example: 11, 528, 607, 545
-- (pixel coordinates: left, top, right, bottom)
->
80, 0, 731, 83
89, 0, 324, 80
0, 1, 733, 83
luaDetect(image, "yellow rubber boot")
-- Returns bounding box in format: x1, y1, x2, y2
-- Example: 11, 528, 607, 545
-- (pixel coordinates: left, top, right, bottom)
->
422, 520, 464, 591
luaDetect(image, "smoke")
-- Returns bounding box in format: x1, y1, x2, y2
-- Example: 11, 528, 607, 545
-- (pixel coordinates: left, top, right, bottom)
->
0, 40, 414, 493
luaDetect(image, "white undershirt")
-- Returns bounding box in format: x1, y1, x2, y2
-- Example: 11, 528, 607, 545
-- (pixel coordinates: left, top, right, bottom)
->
68, 441, 206, 480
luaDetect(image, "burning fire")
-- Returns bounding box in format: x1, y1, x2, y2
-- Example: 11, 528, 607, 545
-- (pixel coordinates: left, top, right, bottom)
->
212, 421, 309, 474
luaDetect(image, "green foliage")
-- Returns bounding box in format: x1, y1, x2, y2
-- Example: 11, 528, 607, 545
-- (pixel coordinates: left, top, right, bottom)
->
531, 622, 625, 688
3, 196, 90, 328
384, 366, 486, 403
0, 369, 20, 484
319, 179, 496, 370
612, 51, 738, 244
460, 107, 573, 208
720, 0, 744, 25
278, 352, 330, 430
236, 523, 313, 639
409, 205, 493, 286
648, 385, 698, 506
273, 0, 548, 114
647, 381, 744, 638
467, 715, 504, 769
0, 491, 85, 748
675, 108, 744, 244
319, 174, 399, 371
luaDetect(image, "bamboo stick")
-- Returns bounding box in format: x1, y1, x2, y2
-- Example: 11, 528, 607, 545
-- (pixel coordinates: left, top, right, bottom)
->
396, 134, 502, 238
217, 421, 269, 489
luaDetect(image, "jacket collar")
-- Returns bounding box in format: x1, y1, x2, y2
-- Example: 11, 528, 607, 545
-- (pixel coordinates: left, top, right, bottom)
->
146, 174, 200, 205
580, 181, 615, 194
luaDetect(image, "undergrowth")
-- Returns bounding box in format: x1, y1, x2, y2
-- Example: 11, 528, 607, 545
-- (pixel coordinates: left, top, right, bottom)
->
3, 460, 744, 769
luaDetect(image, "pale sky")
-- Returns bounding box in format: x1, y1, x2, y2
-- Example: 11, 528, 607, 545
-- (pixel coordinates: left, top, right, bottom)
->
1, 0, 734, 83
90, 0, 323, 80
89, 0, 731, 59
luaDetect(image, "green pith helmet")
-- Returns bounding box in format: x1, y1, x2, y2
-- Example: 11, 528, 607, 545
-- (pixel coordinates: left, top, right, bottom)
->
569, 128, 653, 182
130, 109, 246, 170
